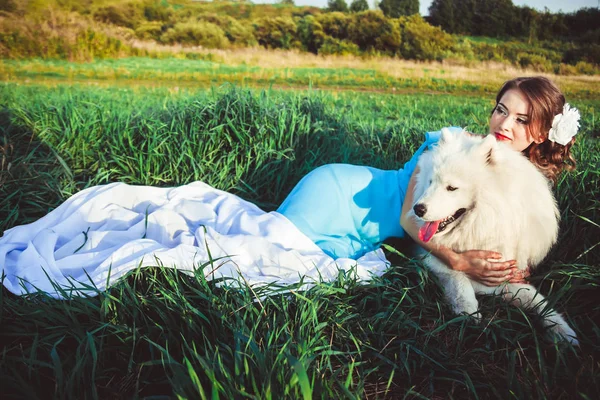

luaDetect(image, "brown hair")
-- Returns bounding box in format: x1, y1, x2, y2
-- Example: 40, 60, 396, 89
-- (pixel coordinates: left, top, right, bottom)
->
494, 76, 576, 184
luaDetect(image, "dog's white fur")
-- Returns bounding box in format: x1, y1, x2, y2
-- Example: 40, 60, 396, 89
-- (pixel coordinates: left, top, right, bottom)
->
412, 128, 577, 344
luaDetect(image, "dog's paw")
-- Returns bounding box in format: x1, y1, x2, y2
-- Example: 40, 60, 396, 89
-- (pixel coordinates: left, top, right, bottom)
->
550, 323, 579, 346
451, 300, 480, 321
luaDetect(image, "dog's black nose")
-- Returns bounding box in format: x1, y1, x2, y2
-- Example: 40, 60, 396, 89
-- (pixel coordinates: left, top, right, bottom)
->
413, 203, 427, 217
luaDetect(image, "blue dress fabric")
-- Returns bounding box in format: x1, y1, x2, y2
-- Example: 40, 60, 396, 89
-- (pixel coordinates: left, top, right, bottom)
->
277, 127, 462, 259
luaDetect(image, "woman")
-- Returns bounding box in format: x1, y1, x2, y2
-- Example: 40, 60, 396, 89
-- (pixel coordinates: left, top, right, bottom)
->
278, 76, 579, 286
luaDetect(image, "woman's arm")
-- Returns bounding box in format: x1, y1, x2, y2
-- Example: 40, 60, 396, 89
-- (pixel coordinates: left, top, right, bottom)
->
400, 166, 523, 286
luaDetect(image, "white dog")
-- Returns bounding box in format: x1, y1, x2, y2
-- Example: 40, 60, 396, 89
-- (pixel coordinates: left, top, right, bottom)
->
411, 128, 577, 344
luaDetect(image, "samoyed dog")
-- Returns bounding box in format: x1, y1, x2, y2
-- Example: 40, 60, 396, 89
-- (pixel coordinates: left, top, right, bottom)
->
411, 128, 577, 344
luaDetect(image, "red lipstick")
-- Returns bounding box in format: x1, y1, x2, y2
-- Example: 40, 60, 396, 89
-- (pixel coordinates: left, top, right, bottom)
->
494, 132, 511, 141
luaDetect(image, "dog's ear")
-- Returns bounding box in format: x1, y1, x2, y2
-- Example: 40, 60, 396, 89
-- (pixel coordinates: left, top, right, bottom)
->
440, 127, 455, 143
478, 134, 498, 166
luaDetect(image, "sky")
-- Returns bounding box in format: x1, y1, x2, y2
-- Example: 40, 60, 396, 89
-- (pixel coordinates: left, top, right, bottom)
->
255, 0, 599, 15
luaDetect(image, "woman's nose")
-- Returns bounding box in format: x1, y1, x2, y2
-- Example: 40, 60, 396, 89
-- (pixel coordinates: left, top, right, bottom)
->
499, 116, 513, 131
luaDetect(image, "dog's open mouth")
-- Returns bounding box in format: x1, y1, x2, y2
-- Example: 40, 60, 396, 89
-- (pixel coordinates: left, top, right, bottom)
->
418, 208, 467, 243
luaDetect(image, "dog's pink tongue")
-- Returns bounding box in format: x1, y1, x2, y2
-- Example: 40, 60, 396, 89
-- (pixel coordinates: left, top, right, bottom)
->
418, 221, 440, 243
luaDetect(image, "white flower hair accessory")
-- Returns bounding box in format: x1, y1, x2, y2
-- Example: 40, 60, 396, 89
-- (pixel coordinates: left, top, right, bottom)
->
548, 103, 580, 146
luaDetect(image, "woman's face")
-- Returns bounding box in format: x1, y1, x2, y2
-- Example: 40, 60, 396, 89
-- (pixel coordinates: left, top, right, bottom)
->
489, 89, 537, 152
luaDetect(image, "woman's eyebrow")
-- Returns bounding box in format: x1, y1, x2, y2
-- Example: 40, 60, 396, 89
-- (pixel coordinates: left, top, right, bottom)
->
498, 102, 529, 117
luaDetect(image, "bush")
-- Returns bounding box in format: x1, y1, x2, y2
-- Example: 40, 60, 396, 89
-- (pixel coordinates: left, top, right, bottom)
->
399, 15, 454, 61
160, 21, 230, 48
347, 10, 401, 55
253, 16, 297, 49
135, 21, 165, 41
0, 12, 135, 61
315, 12, 349, 40
557, 63, 578, 75
450, 38, 476, 61
318, 36, 360, 56
564, 43, 600, 66
142, 0, 173, 22
0, 0, 18, 13
93, 4, 144, 30
196, 13, 256, 47
296, 15, 326, 53
468, 42, 505, 62
574, 61, 599, 75
516, 52, 552, 72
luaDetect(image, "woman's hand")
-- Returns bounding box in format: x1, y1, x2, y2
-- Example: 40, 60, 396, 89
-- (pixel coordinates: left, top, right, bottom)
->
507, 267, 530, 284
451, 250, 518, 286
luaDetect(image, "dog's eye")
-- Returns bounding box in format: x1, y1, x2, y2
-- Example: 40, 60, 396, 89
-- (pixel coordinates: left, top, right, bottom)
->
446, 185, 458, 191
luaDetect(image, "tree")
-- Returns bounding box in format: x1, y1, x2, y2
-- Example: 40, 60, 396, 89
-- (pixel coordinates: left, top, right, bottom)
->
427, 0, 475, 34
349, 0, 369, 13
347, 11, 401, 54
471, 0, 517, 37
327, 0, 349, 13
399, 15, 454, 60
378, 0, 419, 18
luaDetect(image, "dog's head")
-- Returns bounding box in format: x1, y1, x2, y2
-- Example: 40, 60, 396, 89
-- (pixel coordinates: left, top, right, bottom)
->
413, 129, 501, 243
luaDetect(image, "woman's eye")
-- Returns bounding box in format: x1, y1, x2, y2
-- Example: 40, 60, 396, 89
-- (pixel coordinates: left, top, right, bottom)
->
446, 185, 457, 191
517, 118, 529, 125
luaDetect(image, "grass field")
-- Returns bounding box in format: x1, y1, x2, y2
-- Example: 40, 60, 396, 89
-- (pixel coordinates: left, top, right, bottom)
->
1, 59, 599, 398
3, 56, 600, 99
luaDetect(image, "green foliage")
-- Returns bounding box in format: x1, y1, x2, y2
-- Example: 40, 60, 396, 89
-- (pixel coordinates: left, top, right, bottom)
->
379, 0, 419, 18
0, 11, 135, 61
93, 3, 145, 30
564, 43, 600, 67
296, 15, 325, 53
349, 0, 369, 13
516, 52, 553, 72
253, 16, 298, 50
470, 0, 515, 37
327, 0, 349, 13
315, 12, 350, 40
168, 1, 320, 22
427, 0, 476, 35
399, 15, 455, 61
428, 0, 600, 47
134, 20, 165, 41
142, 0, 173, 22
160, 21, 230, 49
196, 13, 256, 47
572, 61, 600, 75
465, 39, 563, 69
346, 10, 401, 55
318, 36, 360, 56
0, 0, 597, 74
0, 0, 18, 13
564, 7, 600, 39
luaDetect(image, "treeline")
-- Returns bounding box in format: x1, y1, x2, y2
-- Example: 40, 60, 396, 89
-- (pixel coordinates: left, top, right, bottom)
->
427, 0, 600, 66
0, 0, 598, 75
427, 0, 599, 41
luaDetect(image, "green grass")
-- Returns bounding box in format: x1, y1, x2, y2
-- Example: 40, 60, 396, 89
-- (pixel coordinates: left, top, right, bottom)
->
4, 57, 599, 101
0, 81, 599, 398
0, 57, 487, 95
